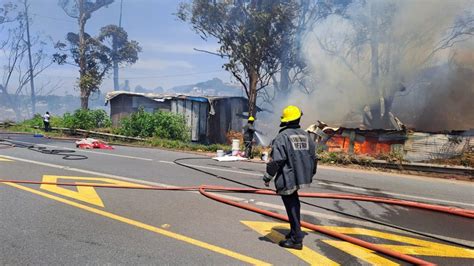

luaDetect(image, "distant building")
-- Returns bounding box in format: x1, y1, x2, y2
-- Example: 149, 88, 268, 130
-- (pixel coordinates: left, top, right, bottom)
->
119, 80, 131, 91
105, 91, 248, 144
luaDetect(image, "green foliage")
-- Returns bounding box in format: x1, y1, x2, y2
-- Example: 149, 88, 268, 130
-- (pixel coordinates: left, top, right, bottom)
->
177, 0, 298, 115
56, 1, 140, 110
14, 110, 110, 131
118, 108, 190, 141
98, 25, 142, 66
22, 114, 44, 128
62, 109, 111, 130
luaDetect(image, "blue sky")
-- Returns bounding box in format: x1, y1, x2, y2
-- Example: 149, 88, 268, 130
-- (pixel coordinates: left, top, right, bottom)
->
26, 0, 232, 95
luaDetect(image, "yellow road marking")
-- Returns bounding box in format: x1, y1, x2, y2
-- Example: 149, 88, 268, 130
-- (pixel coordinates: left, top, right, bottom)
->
323, 241, 399, 266
242, 221, 339, 265
242, 221, 474, 264
40, 175, 148, 207
5, 182, 270, 265
0, 156, 13, 162
325, 226, 474, 258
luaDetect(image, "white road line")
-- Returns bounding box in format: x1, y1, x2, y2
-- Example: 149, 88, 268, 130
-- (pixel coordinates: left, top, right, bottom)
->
2, 154, 473, 247
175, 162, 262, 176
317, 181, 474, 208
162, 160, 474, 208
159, 160, 175, 164
0, 155, 172, 188
8, 140, 153, 161
0, 156, 426, 236
160, 160, 474, 208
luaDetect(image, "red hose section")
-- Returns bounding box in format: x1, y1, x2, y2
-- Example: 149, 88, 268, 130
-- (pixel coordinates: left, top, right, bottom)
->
2, 179, 472, 265
199, 186, 435, 266
1, 179, 472, 218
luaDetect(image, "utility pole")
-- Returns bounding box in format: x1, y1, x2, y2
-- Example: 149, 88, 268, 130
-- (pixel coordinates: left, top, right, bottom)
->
119, 0, 123, 27
113, 0, 124, 91
23, 0, 36, 115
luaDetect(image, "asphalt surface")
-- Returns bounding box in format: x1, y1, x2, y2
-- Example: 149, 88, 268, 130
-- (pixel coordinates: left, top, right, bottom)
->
1, 133, 473, 265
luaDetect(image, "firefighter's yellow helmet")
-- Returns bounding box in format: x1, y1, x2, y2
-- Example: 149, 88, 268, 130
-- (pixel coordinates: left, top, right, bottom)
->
248, 116, 255, 122
280, 105, 302, 123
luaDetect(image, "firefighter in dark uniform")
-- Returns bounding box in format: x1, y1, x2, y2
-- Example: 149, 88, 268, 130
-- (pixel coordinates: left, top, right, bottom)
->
263, 105, 317, 250
243, 116, 256, 158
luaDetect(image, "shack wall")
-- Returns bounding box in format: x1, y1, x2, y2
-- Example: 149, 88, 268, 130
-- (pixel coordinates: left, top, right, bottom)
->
110, 94, 133, 126
110, 95, 170, 126
404, 133, 471, 162
109, 93, 247, 144
171, 99, 208, 142
208, 98, 245, 144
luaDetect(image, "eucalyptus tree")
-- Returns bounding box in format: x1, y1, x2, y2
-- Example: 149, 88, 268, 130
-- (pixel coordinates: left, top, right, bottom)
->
58, 0, 114, 109
177, 0, 297, 117
97, 24, 141, 91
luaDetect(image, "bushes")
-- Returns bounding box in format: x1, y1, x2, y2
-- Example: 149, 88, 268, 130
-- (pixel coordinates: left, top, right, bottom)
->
63, 109, 111, 130
118, 107, 190, 141
16, 108, 188, 142
15, 109, 111, 131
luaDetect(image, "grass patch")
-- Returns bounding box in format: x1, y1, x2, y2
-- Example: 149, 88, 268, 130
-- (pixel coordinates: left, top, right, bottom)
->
318, 151, 373, 165
149, 137, 230, 153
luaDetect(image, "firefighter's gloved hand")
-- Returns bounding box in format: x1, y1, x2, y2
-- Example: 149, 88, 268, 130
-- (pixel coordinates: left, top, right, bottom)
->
263, 173, 272, 187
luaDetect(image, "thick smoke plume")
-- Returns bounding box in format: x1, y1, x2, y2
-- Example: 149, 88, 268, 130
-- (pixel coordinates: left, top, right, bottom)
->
282, 0, 474, 132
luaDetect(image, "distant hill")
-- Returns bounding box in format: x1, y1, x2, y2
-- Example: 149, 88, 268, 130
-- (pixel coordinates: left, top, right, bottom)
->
169, 78, 243, 96
134, 85, 164, 94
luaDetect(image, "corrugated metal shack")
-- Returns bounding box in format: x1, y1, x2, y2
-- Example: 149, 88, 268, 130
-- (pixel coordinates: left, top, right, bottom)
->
308, 126, 407, 154
404, 131, 473, 162
308, 124, 473, 162
105, 91, 248, 144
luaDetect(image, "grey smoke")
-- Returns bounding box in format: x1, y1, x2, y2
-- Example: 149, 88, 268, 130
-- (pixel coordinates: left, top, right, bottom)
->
284, 0, 474, 131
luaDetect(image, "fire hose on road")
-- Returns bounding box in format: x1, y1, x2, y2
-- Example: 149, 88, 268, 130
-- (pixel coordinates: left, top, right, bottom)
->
1, 179, 473, 265
0, 139, 472, 264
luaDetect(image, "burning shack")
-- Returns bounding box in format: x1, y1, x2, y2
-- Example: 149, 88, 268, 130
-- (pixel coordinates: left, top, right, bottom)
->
105, 91, 248, 144
307, 121, 473, 163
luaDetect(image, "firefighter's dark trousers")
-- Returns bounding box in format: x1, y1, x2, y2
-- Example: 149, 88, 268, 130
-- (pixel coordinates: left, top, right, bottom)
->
281, 191, 304, 243
244, 141, 253, 158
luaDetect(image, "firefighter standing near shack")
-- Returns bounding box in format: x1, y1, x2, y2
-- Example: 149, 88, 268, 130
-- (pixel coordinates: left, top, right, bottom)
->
243, 116, 256, 158
263, 105, 317, 250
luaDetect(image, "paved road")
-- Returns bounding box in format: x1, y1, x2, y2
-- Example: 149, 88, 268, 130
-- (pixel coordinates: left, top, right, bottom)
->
1, 133, 473, 265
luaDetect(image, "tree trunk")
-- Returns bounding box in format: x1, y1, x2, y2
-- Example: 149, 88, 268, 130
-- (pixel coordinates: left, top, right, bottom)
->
113, 35, 119, 91
279, 62, 290, 96
80, 90, 89, 110
369, 3, 379, 88
247, 69, 258, 118
24, 0, 36, 116
113, 61, 119, 91
78, 0, 88, 109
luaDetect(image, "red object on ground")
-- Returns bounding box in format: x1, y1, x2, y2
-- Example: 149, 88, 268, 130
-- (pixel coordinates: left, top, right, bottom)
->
75, 138, 114, 150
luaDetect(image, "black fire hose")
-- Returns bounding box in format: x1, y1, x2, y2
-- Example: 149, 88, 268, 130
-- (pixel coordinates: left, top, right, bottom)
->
0, 138, 88, 160
173, 157, 474, 249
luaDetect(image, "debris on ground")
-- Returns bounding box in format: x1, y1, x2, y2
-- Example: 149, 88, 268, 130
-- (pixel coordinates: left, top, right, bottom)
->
212, 155, 247, 162
426, 151, 474, 168
75, 138, 113, 150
